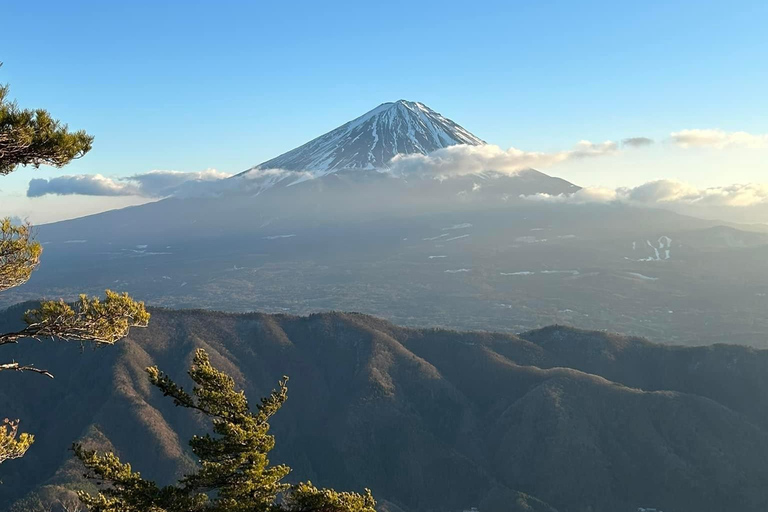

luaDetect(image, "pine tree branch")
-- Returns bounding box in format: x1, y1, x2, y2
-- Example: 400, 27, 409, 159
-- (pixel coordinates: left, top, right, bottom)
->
0, 292, 149, 347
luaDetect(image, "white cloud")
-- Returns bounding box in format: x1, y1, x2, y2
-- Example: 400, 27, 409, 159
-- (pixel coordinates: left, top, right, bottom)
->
522, 187, 619, 205
671, 129, 768, 149
523, 180, 768, 208
127, 169, 230, 196
27, 174, 140, 197
622, 180, 701, 204
239, 168, 314, 186
27, 169, 231, 198
24, 167, 323, 200
387, 141, 619, 179
622, 180, 768, 207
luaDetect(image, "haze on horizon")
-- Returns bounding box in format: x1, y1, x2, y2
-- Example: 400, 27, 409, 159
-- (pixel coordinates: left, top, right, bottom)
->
1, 0, 767, 224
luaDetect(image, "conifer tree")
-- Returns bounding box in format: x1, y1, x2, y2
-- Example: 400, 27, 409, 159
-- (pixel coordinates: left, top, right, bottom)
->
0, 67, 149, 464
74, 349, 377, 512
0, 74, 93, 176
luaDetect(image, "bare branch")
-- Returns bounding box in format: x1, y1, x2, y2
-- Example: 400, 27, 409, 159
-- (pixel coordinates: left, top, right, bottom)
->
0, 361, 54, 378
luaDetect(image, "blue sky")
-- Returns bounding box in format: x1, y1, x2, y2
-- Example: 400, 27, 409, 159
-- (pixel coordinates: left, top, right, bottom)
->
2, 0, 767, 221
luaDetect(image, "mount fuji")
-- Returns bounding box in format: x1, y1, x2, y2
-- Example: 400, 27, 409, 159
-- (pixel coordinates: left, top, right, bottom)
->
240, 100, 485, 177
28, 99, 584, 243
228, 99, 578, 201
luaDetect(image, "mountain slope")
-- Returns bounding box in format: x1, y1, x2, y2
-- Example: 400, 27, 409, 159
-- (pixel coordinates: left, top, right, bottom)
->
239, 100, 485, 176
3, 307, 768, 512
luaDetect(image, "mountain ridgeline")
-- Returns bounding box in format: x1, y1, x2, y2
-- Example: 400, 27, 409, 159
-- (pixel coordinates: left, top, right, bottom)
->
2, 305, 768, 512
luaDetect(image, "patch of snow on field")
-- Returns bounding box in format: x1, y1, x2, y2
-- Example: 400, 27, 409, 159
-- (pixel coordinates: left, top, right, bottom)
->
124, 248, 172, 257
627, 272, 659, 281
631, 236, 673, 261
646, 240, 661, 260
514, 236, 548, 244
442, 223, 473, 231
423, 233, 449, 241
500, 270, 580, 276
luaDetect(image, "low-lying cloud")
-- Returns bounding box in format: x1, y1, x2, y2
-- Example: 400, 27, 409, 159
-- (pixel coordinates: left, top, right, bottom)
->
522, 187, 620, 205
28, 174, 139, 197
387, 141, 619, 179
25, 139, 629, 199
239, 168, 314, 187
27, 169, 230, 198
524, 180, 768, 208
626, 180, 768, 207
671, 129, 768, 149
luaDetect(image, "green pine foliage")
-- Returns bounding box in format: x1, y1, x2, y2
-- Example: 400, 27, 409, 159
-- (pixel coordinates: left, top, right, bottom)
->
74, 348, 376, 512
0, 67, 148, 465
0, 219, 41, 293
0, 419, 34, 465
0, 290, 151, 348
0, 79, 93, 175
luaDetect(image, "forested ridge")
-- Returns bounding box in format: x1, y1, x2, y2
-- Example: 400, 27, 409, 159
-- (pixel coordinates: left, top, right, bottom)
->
3, 305, 768, 512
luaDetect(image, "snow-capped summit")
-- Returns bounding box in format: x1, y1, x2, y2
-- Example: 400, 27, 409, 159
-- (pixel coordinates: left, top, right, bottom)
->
240, 100, 484, 177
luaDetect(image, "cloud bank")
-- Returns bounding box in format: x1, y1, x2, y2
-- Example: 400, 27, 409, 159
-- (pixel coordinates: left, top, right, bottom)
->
28, 174, 139, 197
28, 126, 768, 201
671, 129, 768, 149
238, 168, 315, 188
27, 169, 230, 198
524, 180, 768, 208
387, 141, 619, 179
25, 139, 627, 199
626, 180, 768, 207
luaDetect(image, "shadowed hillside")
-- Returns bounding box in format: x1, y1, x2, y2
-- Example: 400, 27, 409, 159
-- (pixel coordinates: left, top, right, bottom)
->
2, 305, 768, 512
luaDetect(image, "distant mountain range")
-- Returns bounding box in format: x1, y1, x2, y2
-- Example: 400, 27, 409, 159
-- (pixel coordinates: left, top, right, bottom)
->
3, 306, 768, 512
